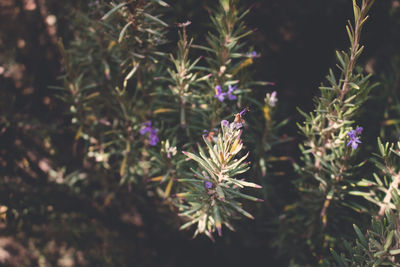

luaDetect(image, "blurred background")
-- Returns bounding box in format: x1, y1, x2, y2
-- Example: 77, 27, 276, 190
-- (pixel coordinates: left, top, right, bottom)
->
1, 0, 399, 266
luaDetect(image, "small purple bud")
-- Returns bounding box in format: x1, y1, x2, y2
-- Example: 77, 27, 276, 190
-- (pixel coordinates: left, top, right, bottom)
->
214, 85, 226, 102
205, 181, 213, 189
356, 126, 363, 135
149, 129, 159, 146
216, 225, 222, 236
139, 121, 152, 135
140, 121, 158, 146
248, 51, 260, 58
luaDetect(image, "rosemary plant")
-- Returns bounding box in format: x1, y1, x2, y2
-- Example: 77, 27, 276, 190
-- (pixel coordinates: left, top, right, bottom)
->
177, 112, 262, 240
326, 194, 400, 266
352, 139, 400, 217
57, 0, 275, 242
147, 0, 276, 232
57, 0, 169, 184
275, 0, 377, 263
295, 0, 376, 227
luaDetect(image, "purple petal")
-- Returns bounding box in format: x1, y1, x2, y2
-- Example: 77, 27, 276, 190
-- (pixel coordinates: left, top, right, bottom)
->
216, 92, 226, 102
140, 127, 150, 135
140, 121, 152, 135
228, 85, 237, 93
228, 94, 237, 100
347, 130, 355, 138
249, 51, 259, 58
149, 132, 159, 146
141, 121, 151, 127
205, 181, 213, 189
351, 141, 358, 150
356, 127, 363, 135
347, 140, 352, 147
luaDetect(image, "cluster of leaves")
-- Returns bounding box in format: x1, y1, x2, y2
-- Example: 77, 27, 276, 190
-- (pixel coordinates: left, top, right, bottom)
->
353, 140, 400, 218
177, 114, 263, 240
56, 0, 170, 184
327, 195, 400, 266
295, 0, 376, 224
6, 0, 400, 265
276, 0, 380, 264
57, 0, 278, 240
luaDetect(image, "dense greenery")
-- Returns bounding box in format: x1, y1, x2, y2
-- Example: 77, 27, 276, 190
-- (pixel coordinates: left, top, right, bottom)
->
1, 0, 400, 266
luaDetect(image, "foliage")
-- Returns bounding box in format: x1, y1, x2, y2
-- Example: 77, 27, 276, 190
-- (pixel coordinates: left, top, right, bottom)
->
3, 0, 400, 266
178, 114, 262, 240
276, 0, 378, 264
326, 194, 400, 266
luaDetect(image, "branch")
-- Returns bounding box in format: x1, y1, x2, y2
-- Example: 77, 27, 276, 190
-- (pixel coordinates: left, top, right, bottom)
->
378, 173, 400, 217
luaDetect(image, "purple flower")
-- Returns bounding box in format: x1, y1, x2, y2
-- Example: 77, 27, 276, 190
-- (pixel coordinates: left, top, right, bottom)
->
204, 180, 213, 189
149, 128, 159, 146
347, 129, 361, 150
140, 121, 159, 146
356, 127, 363, 135
221, 120, 229, 128
140, 121, 152, 135
248, 51, 260, 58
227, 85, 237, 100
214, 85, 226, 102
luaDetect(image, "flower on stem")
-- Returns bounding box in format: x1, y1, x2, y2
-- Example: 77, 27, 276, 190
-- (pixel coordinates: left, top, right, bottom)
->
233, 107, 248, 129
149, 129, 159, 146
214, 85, 226, 102
239, 107, 248, 116
204, 180, 213, 189
140, 121, 152, 135
248, 51, 260, 58
347, 128, 362, 150
221, 120, 229, 128
267, 91, 278, 107
140, 121, 159, 146
355, 126, 363, 135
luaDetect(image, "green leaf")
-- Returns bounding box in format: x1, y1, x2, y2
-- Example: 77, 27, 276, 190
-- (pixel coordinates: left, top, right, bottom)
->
389, 248, 400, 255
101, 2, 127, 21
353, 224, 368, 248
216, 186, 225, 200
118, 21, 133, 43
143, 12, 168, 27
348, 82, 360, 90
384, 230, 394, 251
227, 202, 254, 219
